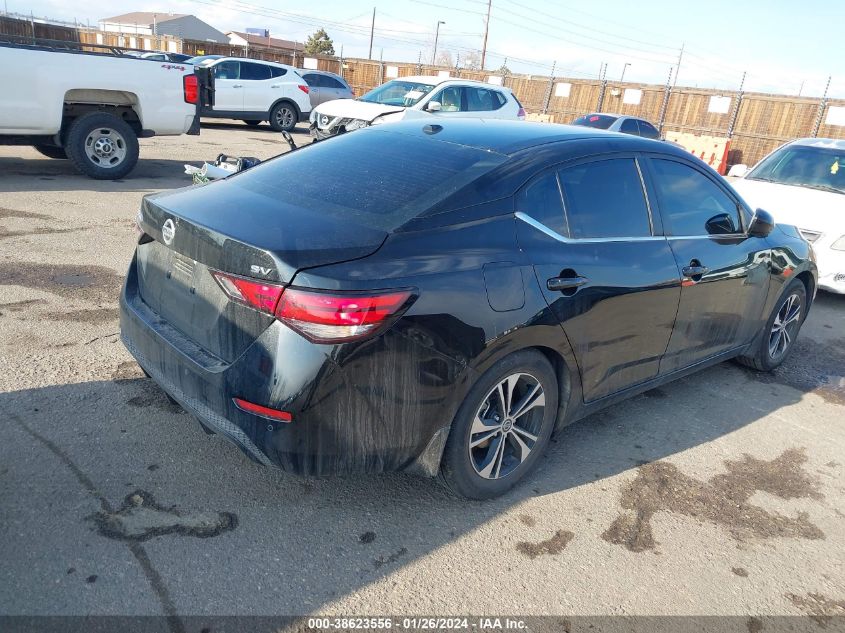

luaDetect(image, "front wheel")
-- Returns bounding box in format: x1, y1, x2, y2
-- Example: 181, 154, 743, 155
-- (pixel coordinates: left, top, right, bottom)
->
737, 279, 807, 371
269, 102, 298, 132
439, 350, 559, 499
65, 112, 139, 180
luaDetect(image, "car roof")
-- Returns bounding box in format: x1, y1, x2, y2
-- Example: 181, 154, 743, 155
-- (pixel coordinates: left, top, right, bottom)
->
393, 75, 507, 89
214, 56, 294, 70
374, 118, 668, 155
788, 138, 845, 150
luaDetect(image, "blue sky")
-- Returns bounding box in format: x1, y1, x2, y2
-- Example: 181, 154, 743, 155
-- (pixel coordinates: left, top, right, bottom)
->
13, 0, 845, 97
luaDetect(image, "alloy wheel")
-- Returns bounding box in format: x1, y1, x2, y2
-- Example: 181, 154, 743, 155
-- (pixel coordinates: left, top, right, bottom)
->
468, 372, 546, 480
768, 292, 802, 360
275, 107, 295, 128
83, 128, 127, 168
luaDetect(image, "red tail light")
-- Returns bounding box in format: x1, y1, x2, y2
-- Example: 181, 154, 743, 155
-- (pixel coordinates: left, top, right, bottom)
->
212, 271, 284, 314
183, 74, 199, 104
233, 397, 292, 422
298, 84, 309, 94
275, 288, 412, 343
517, 107, 526, 119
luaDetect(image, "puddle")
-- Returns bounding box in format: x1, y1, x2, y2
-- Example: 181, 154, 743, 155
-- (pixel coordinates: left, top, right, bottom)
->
787, 592, 845, 626
745, 337, 845, 406
603, 448, 824, 552
91, 490, 237, 542
516, 529, 574, 559
0, 262, 123, 306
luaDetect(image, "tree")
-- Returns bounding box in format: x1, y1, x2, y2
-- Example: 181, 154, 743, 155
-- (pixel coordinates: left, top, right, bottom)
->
303, 28, 335, 56
496, 62, 511, 76
435, 50, 454, 67
463, 50, 481, 70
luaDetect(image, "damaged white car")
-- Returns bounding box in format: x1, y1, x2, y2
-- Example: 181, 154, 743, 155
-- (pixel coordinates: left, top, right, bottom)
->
309, 75, 525, 140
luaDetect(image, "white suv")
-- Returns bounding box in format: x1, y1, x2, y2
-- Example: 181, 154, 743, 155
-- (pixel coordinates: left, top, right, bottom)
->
309, 75, 525, 140
197, 57, 312, 131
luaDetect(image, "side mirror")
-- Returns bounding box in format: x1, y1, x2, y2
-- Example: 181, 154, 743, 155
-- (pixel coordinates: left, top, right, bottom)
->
727, 164, 749, 178
426, 101, 442, 112
705, 213, 738, 235
748, 209, 775, 238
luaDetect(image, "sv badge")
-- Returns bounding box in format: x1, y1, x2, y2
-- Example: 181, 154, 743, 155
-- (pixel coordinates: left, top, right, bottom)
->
250, 265, 272, 276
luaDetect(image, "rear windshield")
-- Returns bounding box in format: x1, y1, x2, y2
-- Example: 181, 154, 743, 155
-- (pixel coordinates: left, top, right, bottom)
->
571, 114, 617, 130
229, 128, 507, 231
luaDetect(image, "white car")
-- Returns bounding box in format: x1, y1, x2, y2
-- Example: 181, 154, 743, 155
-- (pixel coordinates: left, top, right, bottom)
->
196, 57, 312, 132
309, 75, 525, 140
729, 138, 845, 294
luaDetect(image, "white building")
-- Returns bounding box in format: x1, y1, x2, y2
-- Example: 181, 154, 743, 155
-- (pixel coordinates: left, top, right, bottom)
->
99, 12, 228, 43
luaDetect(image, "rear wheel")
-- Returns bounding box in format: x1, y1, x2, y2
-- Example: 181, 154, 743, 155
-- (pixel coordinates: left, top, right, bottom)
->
65, 112, 139, 180
243, 120, 262, 127
737, 279, 807, 371
440, 350, 558, 499
269, 101, 298, 132
33, 145, 68, 159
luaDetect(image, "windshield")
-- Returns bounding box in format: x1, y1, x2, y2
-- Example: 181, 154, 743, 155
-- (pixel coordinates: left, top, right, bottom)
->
748, 144, 844, 194
571, 114, 618, 130
359, 80, 436, 107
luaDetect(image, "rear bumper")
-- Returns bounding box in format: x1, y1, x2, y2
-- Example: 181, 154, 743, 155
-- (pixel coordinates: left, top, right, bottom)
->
119, 255, 461, 475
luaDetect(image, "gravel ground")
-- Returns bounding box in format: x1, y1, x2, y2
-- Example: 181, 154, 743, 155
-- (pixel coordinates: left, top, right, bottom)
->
1, 122, 844, 625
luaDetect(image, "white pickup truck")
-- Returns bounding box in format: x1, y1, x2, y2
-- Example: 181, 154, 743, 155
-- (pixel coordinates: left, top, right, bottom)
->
0, 38, 214, 179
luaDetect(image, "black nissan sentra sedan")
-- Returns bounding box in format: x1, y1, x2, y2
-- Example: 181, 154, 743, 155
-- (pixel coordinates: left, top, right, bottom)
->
121, 119, 816, 499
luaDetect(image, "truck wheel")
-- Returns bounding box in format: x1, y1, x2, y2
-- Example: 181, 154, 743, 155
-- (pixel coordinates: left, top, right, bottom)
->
33, 145, 68, 159
65, 112, 139, 180
269, 102, 298, 132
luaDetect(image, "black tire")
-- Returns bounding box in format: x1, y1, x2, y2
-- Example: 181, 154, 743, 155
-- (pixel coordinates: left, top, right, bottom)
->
243, 119, 262, 127
33, 144, 68, 159
269, 101, 298, 132
439, 350, 559, 500
737, 279, 807, 371
65, 111, 139, 180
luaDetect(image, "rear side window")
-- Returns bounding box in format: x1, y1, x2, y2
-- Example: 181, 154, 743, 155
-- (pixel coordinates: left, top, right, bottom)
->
650, 159, 742, 236
231, 129, 507, 232
638, 120, 660, 139
571, 114, 617, 130
214, 61, 239, 80
269, 66, 288, 78
620, 119, 639, 134
323, 76, 346, 89
240, 62, 271, 80
518, 171, 567, 236
467, 87, 504, 111
558, 159, 651, 238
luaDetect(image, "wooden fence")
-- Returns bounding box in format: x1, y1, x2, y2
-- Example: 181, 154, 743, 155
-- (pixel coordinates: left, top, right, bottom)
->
3, 16, 843, 166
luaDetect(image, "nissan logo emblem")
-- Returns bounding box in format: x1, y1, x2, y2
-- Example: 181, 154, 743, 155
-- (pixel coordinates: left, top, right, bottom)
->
162, 218, 176, 245
320, 114, 329, 126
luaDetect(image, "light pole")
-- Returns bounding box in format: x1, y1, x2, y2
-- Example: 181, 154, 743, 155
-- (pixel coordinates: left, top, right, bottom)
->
620, 62, 631, 82
432, 20, 445, 66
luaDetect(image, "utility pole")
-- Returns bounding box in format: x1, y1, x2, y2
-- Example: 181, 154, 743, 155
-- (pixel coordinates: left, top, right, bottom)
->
658, 65, 674, 132
480, 0, 492, 71
811, 76, 832, 137
727, 71, 746, 138
798, 80, 805, 97
620, 62, 631, 82
432, 20, 445, 65
542, 60, 556, 114
673, 43, 684, 87
368, 7, 375, 60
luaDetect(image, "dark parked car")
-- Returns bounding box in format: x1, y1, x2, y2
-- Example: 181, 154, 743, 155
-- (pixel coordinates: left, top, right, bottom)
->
121, 120, 816, 499
572, 112, 661, 139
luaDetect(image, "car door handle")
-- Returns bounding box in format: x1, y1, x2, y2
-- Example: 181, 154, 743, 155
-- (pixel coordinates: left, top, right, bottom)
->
271, 84, 281, 88
547, 276, 589, 291
232, 84, 243, 88
682, 265, 709, 278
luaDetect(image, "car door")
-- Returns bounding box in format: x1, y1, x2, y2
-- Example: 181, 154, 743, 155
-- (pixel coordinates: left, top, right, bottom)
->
322, 74, 353, 101
240, 61, 273, 112
211, 60, 243, 112
301, 73, 323, 107
465, 86, 510, 119
515, 156, 682, 402
619, 118, 640, 136
643, 156, 771, 372
428, 85, 470, 117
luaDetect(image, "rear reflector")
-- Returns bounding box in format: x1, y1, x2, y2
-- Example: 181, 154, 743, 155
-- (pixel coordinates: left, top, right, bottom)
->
233, 397, 292, 422
298, 84, 310, 94
517, 107, 526, 119
275, 288, 412, 343
212, 271, 284, 314
183, 74, 199, 104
